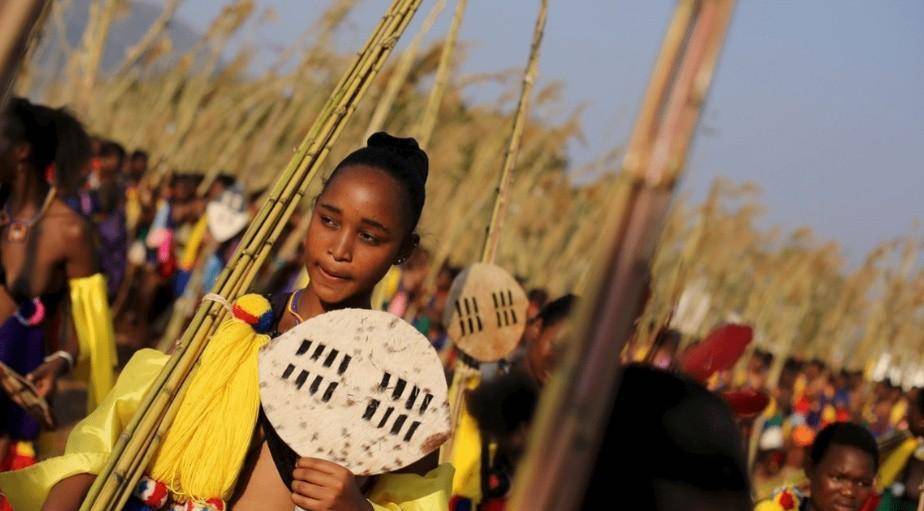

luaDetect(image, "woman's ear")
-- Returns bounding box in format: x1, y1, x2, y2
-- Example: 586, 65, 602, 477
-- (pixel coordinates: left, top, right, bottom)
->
395, 233, 419, 265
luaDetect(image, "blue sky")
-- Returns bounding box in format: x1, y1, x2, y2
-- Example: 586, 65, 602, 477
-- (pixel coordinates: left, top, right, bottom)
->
176, 0, 924, 261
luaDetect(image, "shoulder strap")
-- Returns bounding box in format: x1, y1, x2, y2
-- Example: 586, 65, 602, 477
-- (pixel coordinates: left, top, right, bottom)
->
266, 291, 292, 336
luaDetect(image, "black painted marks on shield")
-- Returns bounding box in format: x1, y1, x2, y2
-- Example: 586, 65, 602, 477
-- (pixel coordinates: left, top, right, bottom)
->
322, 381, 338, 402
377, 406, 394, 428
294, 370, 310, 390
310, 343, 326, 361
363, 374, 436, 442
284, 340, 352, 402
361, 400, 425, 442
455, 296, 485, 336
379, 372, 391, 391
323, 349, 339, 368
363, 399, 380, 420
493, 289, 519, 327
309, 375, 323, 395
405, 386, 420, 410
403, 421, 421, 442
420, 393, 433, 414
392, 378, 407, 400
296, 339, 313, 356
338, 355, 352, 375
390, 414, 408, 435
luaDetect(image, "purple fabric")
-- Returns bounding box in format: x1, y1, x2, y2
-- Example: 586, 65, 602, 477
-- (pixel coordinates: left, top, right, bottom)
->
0, 311, 44, 440
97, 209, 128, 298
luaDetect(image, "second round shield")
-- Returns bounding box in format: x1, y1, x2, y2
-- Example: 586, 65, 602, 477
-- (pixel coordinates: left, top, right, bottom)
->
443, 263, 529, 362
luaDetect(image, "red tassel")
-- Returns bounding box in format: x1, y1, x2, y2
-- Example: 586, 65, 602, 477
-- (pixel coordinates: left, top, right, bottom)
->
679, 324, 753, 382
722, 389, 770, 417
858, 493, 880, 511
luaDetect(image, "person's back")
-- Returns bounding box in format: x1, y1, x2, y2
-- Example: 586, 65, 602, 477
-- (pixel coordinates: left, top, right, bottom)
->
581, 364, 753, 510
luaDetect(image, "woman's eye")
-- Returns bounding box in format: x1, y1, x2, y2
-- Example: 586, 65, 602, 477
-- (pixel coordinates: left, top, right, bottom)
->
359, 232, 380, 245
320, 215, 337, 227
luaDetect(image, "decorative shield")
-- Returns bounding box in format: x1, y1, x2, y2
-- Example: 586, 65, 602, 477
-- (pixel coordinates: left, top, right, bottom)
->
443, 263, 529, 362
259, 309, 450, 475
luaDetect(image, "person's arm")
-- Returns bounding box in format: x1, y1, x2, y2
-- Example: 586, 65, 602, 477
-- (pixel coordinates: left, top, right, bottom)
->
0, 286, 16, 325
27, 215, 96, 396
42, 473, 95, 511
62, 212, 98, 359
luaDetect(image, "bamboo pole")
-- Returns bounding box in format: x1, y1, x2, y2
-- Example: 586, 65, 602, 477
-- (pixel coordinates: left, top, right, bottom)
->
365, 0, 447, 138
80, 1, 423, 508
439, 0, 549, 464
0, 0, 50, 104
415, 0, 467, 149
509, 2, 736, 509
480, 0, 548, 265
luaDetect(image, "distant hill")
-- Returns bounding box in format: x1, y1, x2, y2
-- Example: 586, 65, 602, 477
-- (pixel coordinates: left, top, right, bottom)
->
49, 0, 202, 71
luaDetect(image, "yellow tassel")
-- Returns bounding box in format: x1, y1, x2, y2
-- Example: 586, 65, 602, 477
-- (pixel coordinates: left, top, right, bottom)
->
149, 295, 271, 502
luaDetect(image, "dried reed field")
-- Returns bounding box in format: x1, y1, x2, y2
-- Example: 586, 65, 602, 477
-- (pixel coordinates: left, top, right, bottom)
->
19, 0, 924, 387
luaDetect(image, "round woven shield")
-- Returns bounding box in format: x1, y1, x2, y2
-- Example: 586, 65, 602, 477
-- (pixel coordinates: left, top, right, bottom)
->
443, 263, 529, 362
259, 309, 450, 475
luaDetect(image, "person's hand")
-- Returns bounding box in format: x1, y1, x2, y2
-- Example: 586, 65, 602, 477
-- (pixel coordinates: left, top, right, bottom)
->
27, 357, 67, 397
291, 457, 372, 511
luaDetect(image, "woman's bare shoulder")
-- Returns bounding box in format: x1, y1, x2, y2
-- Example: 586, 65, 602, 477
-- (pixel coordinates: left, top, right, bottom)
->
47, 200, 92, 244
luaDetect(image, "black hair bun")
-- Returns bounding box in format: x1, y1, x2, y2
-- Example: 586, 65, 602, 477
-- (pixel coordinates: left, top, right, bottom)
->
367, 132, 428, 185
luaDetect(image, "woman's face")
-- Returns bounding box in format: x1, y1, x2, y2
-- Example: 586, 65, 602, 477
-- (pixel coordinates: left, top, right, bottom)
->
303, 165, 412, 305
808, 444, 875, 511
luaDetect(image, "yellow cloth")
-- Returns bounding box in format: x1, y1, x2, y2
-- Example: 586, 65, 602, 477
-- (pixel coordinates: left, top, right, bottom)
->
125, 187, 142, 233
179, 216, 209, 271
372, 266, 402, 311
69, 273, 117, 411
368, 463, 454, 511
0, 349, 167, 511
877, 436, 920, 492
890, 399, 909, 427
792, 375, 807, 403
445, 372, 483, 502
294, 267, 310, 290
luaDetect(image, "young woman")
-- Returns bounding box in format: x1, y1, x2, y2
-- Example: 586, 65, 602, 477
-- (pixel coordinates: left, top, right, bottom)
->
0, 97, 115, 470
757, 422, 879, 511
1, 133, 451, 511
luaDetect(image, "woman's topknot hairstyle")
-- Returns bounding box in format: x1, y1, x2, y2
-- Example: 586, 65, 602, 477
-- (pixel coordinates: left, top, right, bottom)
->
329, 132, 429, 232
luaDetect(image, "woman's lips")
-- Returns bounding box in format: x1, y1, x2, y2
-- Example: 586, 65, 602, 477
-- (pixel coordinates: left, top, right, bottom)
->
318, 264, 351, 281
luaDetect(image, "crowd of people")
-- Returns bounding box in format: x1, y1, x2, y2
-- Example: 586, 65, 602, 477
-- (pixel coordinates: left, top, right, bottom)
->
1, 95, 922, 511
